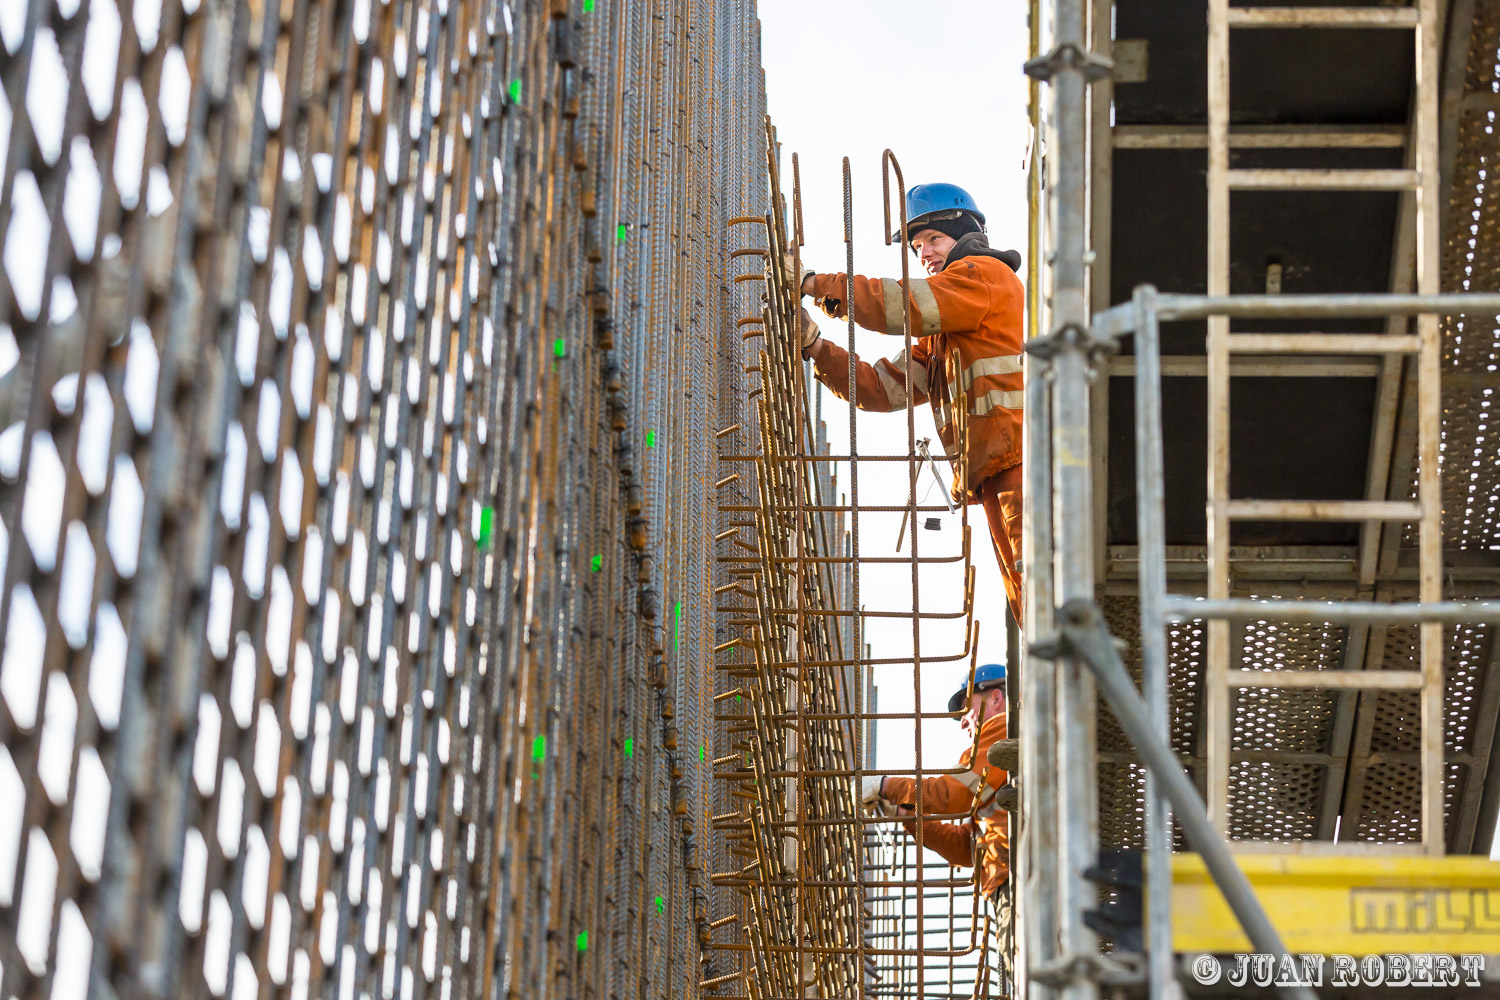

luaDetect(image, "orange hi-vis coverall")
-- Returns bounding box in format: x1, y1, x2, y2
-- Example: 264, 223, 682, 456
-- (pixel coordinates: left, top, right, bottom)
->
881, 711, 1011, 896
803, 234, 1025, 626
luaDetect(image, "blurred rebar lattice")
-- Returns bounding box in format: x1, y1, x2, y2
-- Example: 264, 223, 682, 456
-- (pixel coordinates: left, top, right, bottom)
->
0, 0, 777, 995
0, 0, 1014, 990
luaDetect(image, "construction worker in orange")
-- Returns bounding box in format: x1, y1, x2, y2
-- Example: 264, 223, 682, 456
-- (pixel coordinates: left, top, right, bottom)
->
790, 183, 1024, 627
861, 663, 1017, 983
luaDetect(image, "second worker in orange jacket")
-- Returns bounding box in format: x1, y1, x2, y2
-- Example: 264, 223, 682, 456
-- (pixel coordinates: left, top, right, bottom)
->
861, 662, 1015, 983
792, 182, 1025, 627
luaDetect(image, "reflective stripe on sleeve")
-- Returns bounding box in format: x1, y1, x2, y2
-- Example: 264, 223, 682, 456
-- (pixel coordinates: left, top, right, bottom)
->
908, 278, 942, 336
881, 278, 906, 333
878, 350, 929, 410
952, 770, 984, 793
876, 366, 909, 409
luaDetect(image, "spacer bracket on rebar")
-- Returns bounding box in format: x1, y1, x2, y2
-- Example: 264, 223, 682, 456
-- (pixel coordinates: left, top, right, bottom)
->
1030, 951, 1147, 988
1025, 320, 1119, 366
1024, 43, 1115, 82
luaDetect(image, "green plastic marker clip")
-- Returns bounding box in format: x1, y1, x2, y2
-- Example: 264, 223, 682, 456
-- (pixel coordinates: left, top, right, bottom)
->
654, 895, 664, 914
674, 602, 683, 650
623, 737, 633, 757
645, 429, 655, 447
478, 507, 495, 549
554, 337, 566, 359
591, 554, 602, 572
584, 0, 594, 10
736, 694, 742, 702
699, 745, 706, 762
576, 930, 588, 953
509, 79, 522, 103
532, 735, 546, 763
616, 223, 628, 241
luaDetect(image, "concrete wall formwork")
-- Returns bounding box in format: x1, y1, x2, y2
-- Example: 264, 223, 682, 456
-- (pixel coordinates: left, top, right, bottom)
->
0, 0, 773, 997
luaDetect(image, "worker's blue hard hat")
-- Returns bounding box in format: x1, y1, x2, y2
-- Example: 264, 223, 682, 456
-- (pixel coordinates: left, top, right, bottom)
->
893, 182, 987, 243
948, 662, 1007, 714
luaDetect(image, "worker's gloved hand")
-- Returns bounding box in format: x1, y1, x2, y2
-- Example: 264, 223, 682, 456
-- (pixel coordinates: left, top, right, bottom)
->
782, 251, 814, 295
860, 775, 886, 807
797, 307, 821, 357
814, 293, 843, 319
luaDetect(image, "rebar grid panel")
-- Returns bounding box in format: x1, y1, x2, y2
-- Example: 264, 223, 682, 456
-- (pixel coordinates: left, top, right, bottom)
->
0, 0, 774, 997
863, 841, 1005, 1000
699, 135, 1011, 997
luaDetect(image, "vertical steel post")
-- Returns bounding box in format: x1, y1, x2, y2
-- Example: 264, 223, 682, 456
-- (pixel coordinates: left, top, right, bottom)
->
1020, 0, 1056, 990
1204, 0, 1234, 836
1131, 286, 1179, 999
1414, 0, 1446, 858
1037, 0, 1101, 989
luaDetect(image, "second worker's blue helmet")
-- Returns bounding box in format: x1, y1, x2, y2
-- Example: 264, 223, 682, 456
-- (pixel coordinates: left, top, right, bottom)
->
894, 182, 987, 243
948, 662, 1007, 714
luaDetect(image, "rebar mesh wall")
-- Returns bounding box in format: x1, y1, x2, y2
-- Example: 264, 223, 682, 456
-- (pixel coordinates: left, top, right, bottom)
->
692, 148, 1009, 997
0, 0, 773, 997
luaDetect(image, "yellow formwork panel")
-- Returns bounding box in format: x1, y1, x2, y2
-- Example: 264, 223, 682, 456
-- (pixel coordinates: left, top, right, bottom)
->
1169, 853, 1500, 955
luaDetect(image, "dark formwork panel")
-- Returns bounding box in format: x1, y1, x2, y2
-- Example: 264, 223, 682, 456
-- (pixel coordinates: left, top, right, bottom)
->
1115, 1, 1414, 125
1107, 147, 1399, 547
1108, 375, 1376, 546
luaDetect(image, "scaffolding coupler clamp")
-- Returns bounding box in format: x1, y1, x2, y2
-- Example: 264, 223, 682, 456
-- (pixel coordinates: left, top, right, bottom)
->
1024, 320, 1118, 367
1024, 43, 1114, 82
1028, 600, 1127, 663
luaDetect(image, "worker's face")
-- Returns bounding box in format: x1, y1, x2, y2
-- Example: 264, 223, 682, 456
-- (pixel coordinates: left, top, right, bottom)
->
960, 688, 1004, 738
911, 229, 957, 276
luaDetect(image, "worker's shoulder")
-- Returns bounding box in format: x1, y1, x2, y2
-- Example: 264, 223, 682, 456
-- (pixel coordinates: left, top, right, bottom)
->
937, 254, 1023, 289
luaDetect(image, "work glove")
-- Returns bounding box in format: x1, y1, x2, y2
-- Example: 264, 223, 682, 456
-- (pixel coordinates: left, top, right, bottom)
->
813, 291, 844, 319
797, 307, 821, 357
990, 781, 1018, 812
782, 251, 814, 295
986, 737, 1019, 773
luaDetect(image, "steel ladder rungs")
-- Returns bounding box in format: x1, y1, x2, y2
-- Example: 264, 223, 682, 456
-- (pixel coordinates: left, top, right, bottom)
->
1228, 669, 1424, 690
1160, 596, 1500, 625
1221, 840, 1431, 856
1226, 6, 1419, 28
1226, 168, 1421, 190
1222, 332, 1420, 354
1220, 498, 1422, 520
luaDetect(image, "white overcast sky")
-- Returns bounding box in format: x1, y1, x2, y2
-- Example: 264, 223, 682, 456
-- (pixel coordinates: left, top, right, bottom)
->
757, 0, 1031, 772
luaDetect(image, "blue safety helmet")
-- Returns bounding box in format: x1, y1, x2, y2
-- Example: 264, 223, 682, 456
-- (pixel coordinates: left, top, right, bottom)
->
893, 182, 987, 243
948, 662, 1007, 714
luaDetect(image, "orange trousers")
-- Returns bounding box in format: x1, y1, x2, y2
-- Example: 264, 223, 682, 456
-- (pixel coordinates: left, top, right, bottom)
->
977, 463, 1024, 629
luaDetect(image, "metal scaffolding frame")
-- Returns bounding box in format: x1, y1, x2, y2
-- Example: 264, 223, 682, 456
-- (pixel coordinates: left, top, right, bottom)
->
1023, 0, 1500, 995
